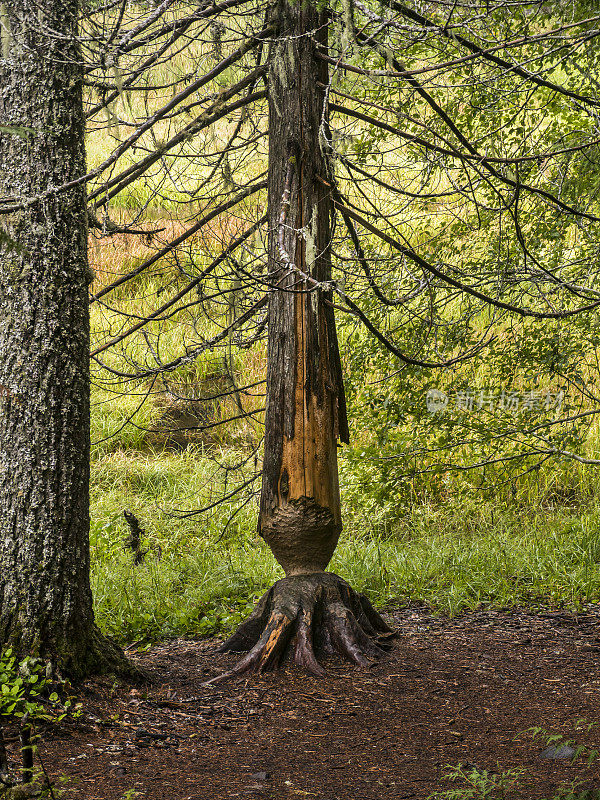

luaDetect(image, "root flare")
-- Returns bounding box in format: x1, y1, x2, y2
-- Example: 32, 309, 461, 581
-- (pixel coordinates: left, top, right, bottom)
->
205, 572, 395, 684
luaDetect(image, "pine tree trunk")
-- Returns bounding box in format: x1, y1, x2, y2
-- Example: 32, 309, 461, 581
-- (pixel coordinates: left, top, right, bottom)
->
259, 0, 349, 576
0, 0, 127, 678
213, 0, 395, 681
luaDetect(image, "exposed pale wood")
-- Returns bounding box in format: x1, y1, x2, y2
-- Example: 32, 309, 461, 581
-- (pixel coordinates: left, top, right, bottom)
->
259, 0, 348, 576
212, 573, 395, 681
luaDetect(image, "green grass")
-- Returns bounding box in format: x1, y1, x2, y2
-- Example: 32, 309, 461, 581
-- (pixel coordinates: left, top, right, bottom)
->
88, 278, 600, 643
90, 439, 600, 643
83, 12, 600, 644
87, 252, 600, 643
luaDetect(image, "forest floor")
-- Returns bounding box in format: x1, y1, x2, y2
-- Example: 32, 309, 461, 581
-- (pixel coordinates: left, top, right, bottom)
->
9, 605, 600, 800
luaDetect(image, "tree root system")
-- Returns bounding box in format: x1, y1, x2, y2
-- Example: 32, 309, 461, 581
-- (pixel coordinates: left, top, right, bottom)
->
206, 572, 396, 683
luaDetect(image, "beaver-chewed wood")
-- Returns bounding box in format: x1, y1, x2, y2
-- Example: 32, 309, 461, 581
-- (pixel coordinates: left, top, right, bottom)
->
206, 573, 396, 683
209, 0, 397, 684
258, 0, 348, 578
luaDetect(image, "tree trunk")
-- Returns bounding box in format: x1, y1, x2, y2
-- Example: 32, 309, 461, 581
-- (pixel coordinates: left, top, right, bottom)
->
0, 0, 129, 679
212, 0, 395, 681
259, 0, 349, 577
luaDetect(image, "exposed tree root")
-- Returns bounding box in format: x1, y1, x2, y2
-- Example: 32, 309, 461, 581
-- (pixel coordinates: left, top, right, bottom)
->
206, 573, 396, 683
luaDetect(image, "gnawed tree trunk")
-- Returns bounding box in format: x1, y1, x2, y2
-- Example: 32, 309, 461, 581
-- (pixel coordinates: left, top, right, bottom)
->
0, 0, 131, 680
214, 0, 395, 680
259, 0, 349, 576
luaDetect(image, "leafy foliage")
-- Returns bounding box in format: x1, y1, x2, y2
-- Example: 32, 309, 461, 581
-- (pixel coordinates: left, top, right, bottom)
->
0, 649, 80, 724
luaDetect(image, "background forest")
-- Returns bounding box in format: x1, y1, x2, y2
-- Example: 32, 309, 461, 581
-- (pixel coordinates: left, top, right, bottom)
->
81, 0, 600, 645
4, 2, 600, 797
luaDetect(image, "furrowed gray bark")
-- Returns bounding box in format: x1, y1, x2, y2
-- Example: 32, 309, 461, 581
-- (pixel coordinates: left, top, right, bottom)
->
0, 0, 129, 678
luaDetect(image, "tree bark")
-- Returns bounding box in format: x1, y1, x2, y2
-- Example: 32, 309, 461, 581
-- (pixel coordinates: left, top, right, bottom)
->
213, 0, 395, 682
0, 0, 129, 679
259, 0, 349, 577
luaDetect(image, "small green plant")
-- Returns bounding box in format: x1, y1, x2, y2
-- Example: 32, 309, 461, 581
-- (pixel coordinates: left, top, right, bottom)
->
0, 648, 81, 794
551, 787, 600, 800
0, 649, 80, 724
524, 723, 599, 767
428, 763, 600, 800
430, 724, 600, 800
428, 764, 523, 800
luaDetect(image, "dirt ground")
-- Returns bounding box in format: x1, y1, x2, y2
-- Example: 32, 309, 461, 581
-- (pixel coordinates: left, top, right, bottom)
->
6, 605, 600, 799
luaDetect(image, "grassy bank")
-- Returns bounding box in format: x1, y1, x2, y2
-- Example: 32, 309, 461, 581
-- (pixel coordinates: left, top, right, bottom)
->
90, 442, 600, 643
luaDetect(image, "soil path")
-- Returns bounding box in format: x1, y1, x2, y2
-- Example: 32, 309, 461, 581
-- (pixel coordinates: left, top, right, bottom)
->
10, 606, 600, 799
